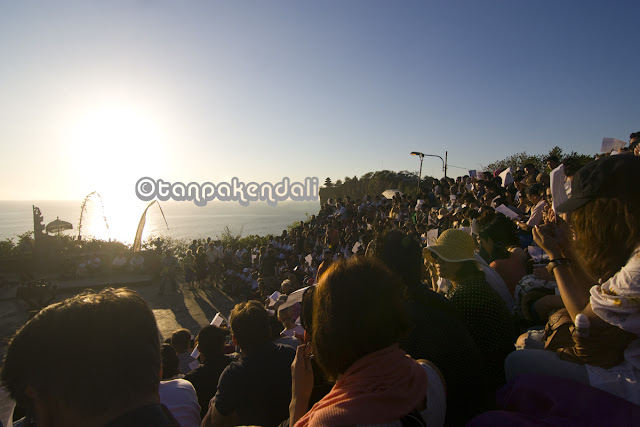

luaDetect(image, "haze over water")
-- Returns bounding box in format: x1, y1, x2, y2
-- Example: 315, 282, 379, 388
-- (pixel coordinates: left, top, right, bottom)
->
0, 200, 320, 245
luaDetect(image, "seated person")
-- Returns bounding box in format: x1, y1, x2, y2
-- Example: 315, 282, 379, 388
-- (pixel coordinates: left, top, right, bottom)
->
478, 215, 528, 296
202, 301, 295, 427
171, 328, 197, 375
160, 344, 201, 427
277, 305, 305, 341
515, 183, 547, 231
372, 230, 490, 424
0, 288, 180, 426
129, 253, 145, 272
290, 257, 446, 427
76, 258, 88, 278
87, 253, 101, 276
111, 253, 127, 273
425, 229, 516, 392
184, 325, 233, 419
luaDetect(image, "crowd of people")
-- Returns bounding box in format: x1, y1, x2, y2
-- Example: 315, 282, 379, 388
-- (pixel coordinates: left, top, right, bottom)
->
2, 131, 640, 426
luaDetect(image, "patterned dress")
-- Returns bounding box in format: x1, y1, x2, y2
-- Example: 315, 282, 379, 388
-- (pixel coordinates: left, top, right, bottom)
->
445, 274, 516, 391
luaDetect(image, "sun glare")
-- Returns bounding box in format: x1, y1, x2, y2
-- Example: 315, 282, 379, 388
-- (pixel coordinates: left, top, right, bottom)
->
70, 104, 165, 165
67, 103, 168, 201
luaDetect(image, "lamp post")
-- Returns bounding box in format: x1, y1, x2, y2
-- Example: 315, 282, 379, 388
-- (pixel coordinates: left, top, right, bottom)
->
410, 152, 425, 193
411, 151, 448, 190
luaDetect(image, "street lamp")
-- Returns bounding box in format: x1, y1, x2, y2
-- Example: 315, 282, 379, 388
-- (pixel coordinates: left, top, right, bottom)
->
410, 152, 425, 193
411, 151, 448, 190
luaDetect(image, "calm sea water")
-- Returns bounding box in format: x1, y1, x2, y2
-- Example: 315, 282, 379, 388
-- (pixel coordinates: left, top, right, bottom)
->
0, 200, 320, 245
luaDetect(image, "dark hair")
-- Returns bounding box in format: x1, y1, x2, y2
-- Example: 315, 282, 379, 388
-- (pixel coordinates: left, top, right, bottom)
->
268, 314, 284, 340
161, 343, 180, 379
312, 257, 408, 380
373, 230, 422, 287
229, 300, 271, 352
299, 286, 316, 336
196, 325, 227, 358
452, 260, 484, 280
562, 156, 582, 177
479, 215, 519, 260
525, 183, 545, 197
572, 197, 640, 281
171, 328, 192, 353
0, 288, 161, 419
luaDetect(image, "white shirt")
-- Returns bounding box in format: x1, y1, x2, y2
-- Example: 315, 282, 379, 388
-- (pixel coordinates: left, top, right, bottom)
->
586, 250, 640, 405
159, 379, 201, 427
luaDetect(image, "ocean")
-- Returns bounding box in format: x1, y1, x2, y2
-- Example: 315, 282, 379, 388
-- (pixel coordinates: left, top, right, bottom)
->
0, 200, 320, 245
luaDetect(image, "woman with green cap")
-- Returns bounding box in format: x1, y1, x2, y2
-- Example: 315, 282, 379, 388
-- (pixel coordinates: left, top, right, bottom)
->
424, 228, 515, 392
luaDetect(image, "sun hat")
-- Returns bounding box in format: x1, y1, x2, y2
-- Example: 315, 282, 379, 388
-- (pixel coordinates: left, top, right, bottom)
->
556, 155, 640, 213
423, 229, 476, 263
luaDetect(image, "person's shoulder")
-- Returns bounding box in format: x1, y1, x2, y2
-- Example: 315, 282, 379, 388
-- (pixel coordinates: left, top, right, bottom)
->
272, 342, 297, 358
160, 378, 196, 393
217, 356, 246, 383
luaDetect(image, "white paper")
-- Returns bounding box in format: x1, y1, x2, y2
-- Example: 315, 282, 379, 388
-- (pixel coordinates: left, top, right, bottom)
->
495, 204, 520, 220
210, 312, 226, 327
268, 291, 281, 306
188, 359, 200, 371
426, 228, 439, 247
549, 164, 568, 214
499, 167, 514, 188
305, 254, 313, 266
601, 137, 626, 153
352, 241, 361, 253
190, 346, 200, 359
278, 286, 311, 312
528, 245, 549, 263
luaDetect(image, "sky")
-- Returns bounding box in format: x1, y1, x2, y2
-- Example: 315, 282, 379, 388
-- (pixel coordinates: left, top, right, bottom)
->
1, 0, 638, 204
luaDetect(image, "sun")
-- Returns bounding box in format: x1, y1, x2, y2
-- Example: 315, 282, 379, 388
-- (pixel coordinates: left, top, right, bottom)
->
67, 102, 168, 199
70, 104, 165, 165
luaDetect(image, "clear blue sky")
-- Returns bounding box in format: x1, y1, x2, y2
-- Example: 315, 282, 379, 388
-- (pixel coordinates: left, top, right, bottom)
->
1, 0, 638, 203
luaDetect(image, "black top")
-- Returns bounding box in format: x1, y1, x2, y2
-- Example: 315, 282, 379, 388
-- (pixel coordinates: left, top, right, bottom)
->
184, 354, 233, 419
214, 342, 295, 427
445, 275, 515, 393
104, 403, 180, 427
399, 282, 491, 426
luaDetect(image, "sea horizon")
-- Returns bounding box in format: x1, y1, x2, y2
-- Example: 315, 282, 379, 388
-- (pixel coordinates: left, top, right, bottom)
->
0, 199, 321, 245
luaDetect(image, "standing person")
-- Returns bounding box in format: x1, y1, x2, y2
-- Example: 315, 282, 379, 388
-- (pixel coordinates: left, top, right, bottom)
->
206, 242, 220, 287
259, 246, 279, 294
505, 155, 640, 406
182, 249, 196, 291
195, 246, 208, 289
159, 250, 179, 295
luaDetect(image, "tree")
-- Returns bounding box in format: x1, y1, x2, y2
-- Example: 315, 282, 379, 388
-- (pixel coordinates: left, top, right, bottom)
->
484, 152, 544, 173
484, 146, 595, 176
324, 177, 332, 187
